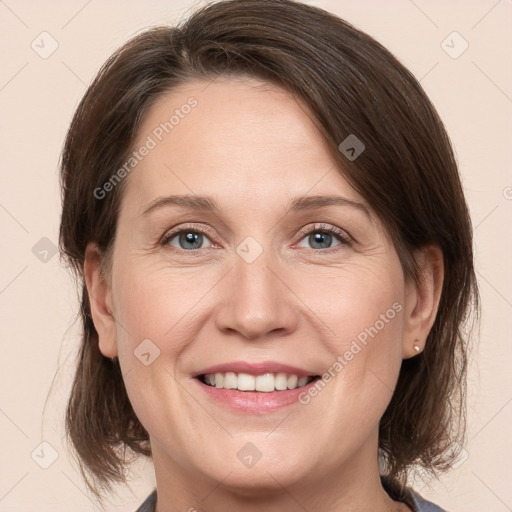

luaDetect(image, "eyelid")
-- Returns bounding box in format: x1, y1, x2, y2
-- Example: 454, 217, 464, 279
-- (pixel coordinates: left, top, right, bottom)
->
160, 223, 219, 249
159, 222, 354, 252
295, 222, 353, 247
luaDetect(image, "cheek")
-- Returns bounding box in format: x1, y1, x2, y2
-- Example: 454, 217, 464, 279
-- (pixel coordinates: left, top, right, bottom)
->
109, 259, 223, 443
112, 260, 213, 351
326, 302, 405, 412
300, 258, 406, 422
301, 256, 405, 354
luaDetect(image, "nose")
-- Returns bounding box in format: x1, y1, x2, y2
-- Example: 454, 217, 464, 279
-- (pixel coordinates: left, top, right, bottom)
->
215, 250, 299, 341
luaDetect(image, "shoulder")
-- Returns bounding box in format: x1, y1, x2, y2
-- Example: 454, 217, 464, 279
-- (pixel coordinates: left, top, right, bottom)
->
136, 485, 448, 512
381, 476, 447, 512
135, 489, 157, 512
407, 488, 447, 512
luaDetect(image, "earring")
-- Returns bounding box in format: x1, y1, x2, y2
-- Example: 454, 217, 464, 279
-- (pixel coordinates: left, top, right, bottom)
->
413, 340, 421, 353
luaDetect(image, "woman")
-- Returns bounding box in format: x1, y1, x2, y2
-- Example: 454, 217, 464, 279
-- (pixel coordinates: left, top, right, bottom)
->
59, 1, 478, 511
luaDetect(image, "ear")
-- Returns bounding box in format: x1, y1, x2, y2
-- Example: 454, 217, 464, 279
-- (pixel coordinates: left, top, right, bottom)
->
402, 245, 444, 359
83, 242, 118, 358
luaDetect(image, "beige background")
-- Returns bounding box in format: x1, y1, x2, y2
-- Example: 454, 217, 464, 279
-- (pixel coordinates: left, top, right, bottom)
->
1, 0, 511, 510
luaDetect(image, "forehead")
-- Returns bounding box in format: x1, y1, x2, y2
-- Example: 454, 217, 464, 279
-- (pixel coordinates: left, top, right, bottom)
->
123, 77, 365, 214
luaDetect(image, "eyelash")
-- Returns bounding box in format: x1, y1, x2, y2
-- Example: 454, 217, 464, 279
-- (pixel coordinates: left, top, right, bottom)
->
296, 223, 353, 252
160, 222, 353, 253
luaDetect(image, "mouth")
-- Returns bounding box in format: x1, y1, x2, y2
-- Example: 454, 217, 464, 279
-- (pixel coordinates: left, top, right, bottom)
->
197, 372, 319, 392
192, 362, 322, 413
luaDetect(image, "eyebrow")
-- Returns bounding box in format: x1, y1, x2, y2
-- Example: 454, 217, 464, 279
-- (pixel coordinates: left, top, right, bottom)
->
141, 194, 370, 217
288, 195, 370, 217
141, 195, 218, 216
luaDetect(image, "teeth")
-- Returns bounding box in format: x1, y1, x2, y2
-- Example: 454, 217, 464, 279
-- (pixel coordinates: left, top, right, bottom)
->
223, 372, 237, 389
202, 372, 314, 392
287, 374, 298, 389
275, 373, 288, 391
255, 373, 274, 392
238, 373, 255, 391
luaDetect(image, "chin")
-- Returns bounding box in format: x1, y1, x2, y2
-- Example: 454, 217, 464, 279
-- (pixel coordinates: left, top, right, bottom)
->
213, 466, 304, 496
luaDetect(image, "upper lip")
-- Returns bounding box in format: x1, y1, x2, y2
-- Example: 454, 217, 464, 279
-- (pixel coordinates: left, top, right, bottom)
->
192, 361, 318, 378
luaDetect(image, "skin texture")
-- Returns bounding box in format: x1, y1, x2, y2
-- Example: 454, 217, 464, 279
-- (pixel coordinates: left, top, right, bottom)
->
84, 78, 443, 512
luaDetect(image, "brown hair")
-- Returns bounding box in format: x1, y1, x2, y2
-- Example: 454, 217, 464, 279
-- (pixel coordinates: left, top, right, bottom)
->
59, 0, 478, 497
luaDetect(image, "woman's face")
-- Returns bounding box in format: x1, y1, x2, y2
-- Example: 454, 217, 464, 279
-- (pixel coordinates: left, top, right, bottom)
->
93, 78, 420, 497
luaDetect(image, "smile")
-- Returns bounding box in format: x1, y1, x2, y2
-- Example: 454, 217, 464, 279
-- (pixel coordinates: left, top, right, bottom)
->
192, 361, 322, 413
199, 372, 316, 392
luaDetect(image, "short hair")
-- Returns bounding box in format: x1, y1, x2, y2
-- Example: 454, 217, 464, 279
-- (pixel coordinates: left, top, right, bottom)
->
58, 0, 478, 496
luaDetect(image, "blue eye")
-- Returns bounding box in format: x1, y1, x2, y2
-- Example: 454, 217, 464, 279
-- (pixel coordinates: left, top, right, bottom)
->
296, 225, 351, 251
161, 223, 352, 253
166, 230, 212, 250
304, 231, 340, 249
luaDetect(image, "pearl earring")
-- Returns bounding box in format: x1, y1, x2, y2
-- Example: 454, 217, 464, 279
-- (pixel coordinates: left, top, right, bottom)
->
413, 340, 421, 353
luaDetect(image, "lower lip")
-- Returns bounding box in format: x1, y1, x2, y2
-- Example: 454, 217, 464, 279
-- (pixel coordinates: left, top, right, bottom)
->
193, 378, 319, 413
